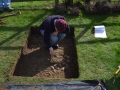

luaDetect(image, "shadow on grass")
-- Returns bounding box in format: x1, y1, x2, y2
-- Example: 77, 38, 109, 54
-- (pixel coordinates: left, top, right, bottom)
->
0, 8, 55, 51
105, 75, 120, 90
74, 12, 120, 41
78, 38, 120, 44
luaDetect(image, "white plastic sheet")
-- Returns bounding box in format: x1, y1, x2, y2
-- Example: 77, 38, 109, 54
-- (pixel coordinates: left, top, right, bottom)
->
94, 25, 107, 38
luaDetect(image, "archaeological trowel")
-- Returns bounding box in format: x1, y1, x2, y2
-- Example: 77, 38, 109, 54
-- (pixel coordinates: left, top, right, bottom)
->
115, 65, 120, 75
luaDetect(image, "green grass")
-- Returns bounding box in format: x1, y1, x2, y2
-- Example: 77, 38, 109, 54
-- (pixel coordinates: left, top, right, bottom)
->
0, 1, 120, 90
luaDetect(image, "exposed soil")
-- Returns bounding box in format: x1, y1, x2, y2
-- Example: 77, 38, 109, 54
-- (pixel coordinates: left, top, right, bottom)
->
13, 26, 79, 79
0, 83, 7, 90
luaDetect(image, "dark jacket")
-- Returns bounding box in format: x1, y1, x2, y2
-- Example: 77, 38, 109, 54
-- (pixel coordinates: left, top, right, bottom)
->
39, 15, 70, 48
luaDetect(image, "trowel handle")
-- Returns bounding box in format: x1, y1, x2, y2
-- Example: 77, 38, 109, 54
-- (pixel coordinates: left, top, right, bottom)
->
115, 69, 120, 75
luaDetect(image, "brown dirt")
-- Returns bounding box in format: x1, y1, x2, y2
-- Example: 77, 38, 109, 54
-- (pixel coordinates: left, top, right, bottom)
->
13, 26, 79, 79
0, 83, 8, 90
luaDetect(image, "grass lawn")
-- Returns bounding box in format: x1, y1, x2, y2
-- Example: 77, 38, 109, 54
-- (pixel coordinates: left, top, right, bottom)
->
0, 0, 120, 90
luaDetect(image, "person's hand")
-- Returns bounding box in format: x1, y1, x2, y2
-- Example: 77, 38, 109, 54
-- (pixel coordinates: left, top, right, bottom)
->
51, 31, 58, 37
49, 47, 54, 59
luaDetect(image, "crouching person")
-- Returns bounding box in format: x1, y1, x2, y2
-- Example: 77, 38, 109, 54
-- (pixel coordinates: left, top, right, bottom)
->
39, 15, 70, 59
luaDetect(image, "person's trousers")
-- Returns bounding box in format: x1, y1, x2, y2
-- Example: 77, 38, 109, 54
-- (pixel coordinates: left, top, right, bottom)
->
40, 30, 66, 46
0, 0, 11, 9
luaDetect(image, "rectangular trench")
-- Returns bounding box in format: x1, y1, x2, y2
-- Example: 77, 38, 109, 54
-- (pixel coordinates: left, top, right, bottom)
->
12, 26, 79, 78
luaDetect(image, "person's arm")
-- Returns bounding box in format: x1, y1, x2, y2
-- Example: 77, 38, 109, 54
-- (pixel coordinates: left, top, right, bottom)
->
49, 47, 54, 59
43, 23, 52, 48
43, 23, 55, 58
65, 25, 70, 33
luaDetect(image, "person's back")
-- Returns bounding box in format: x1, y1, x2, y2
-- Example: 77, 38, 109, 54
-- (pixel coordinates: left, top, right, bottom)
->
39, 15, 66, 31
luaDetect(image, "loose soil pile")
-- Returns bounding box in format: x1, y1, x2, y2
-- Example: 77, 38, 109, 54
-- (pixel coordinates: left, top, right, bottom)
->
13, 26, 79, 79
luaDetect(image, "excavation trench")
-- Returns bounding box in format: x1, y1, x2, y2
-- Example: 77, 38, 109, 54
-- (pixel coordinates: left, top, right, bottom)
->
13, 26, 79, 78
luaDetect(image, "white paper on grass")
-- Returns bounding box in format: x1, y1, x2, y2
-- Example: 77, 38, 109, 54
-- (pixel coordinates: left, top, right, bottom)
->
94, 25, 107, 38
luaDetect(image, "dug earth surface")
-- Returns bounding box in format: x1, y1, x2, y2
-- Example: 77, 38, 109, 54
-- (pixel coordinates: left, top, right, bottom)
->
13, 26, 79, 79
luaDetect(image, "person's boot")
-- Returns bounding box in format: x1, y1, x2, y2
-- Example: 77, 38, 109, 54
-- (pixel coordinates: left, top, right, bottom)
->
0, 8, 3, 12
4, 7, 14, 11
52, 44, 59, 49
